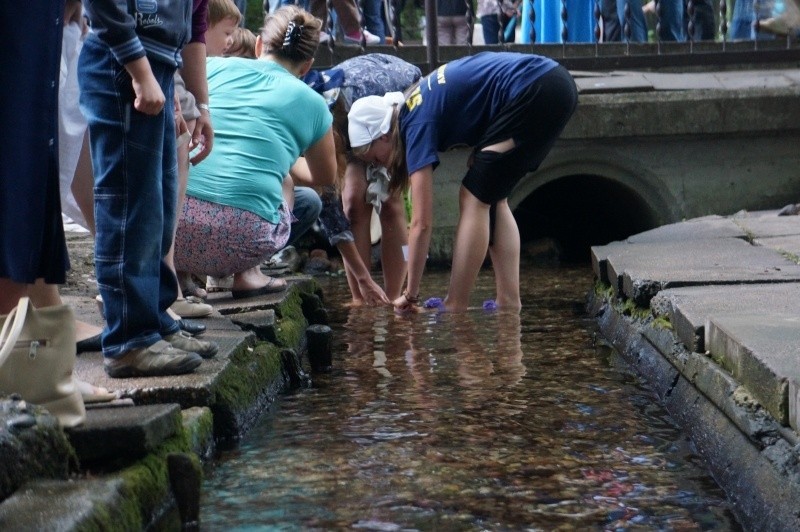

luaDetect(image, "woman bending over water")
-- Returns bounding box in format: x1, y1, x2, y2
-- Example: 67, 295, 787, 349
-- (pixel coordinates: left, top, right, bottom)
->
347, 52, 578, 313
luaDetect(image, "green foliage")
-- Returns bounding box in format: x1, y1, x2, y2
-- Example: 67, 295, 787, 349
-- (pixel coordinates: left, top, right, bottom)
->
245, 0, 266, 33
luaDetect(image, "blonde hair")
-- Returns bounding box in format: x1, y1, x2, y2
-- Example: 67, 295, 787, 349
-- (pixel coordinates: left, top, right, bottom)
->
225, 27, 257, 58
208, 0, 242, 27
260, 6, 322, 63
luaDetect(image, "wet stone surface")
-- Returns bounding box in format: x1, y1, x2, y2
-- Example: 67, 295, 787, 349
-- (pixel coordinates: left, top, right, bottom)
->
201, 266, 740, 530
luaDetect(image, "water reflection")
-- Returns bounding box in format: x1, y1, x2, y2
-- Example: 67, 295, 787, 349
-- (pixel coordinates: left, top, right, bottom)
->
201, 266, 739, 530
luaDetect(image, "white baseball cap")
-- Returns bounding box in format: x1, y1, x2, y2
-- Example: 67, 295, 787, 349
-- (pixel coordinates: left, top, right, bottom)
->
348, 92, 406, 148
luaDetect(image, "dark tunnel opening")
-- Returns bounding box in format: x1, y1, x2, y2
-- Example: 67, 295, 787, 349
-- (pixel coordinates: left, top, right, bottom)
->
513, 174, 659, 264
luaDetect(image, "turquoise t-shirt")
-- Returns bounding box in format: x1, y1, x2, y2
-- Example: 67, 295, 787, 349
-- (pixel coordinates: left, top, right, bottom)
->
187, 57, 332, 224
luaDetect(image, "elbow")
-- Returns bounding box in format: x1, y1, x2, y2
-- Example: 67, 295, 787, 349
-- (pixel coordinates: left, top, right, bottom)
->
410, 217, 433, 235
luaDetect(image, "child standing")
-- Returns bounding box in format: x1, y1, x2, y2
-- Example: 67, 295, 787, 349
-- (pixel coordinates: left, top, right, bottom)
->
79, 0, 217, 377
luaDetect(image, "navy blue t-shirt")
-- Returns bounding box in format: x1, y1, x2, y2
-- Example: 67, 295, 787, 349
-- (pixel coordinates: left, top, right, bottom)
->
398, 52, 558, 175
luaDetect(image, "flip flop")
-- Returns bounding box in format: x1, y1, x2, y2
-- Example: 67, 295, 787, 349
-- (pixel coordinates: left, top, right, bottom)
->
75, 379, 119, 404
231, 277, 287, 299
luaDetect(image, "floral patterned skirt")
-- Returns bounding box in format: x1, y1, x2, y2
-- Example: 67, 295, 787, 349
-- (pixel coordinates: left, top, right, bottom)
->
174, 195, 291, 277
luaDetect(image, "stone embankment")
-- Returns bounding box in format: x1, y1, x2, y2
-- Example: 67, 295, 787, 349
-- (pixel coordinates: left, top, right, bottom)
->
589, 208, 800, 531
0, 233, 328, 529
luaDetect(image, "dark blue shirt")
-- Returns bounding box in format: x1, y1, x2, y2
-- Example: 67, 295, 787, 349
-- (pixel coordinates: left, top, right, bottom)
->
398, 52, 558, 175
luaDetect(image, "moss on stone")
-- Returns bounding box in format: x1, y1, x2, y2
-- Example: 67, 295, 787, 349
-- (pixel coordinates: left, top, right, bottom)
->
272, 286, 309, 348
214, 342, 285, 412
75, 429, 194, 531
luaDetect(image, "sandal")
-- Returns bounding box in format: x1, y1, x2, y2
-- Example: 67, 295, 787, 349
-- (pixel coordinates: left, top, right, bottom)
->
231, 277, 287, 299
75, 379, 119, 404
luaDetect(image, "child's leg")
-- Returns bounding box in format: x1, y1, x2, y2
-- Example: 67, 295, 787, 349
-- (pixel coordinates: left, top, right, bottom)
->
378, 194, 408, 300
487, 199, 521, 311
445, 186, 490, 311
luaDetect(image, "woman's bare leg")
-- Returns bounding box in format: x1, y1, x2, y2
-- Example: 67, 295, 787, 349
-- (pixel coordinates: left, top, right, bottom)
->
445, 186, 490, 311
167, 118, 195, 301
487, 199, 521, 311
0, 279, 29, 314
378, 194, 408, 300
71, 131, 95, 234
28, 279, 103, 340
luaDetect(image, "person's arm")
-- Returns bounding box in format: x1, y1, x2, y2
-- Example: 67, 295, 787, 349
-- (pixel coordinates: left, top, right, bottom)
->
124, 56, 166, 116
338, 241, 391, 305
289, 157, 315, 187
180, 42, 213, 164
303, 128, 337, 187
394, 165, 434, 311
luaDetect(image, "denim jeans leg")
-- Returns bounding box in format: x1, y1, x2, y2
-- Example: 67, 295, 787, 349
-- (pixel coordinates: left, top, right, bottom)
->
78, 38, 179, 358
616, 0, 648, 42
657, 0, 685, 41
363, 0, 386, 42
481, 14, 501, 44
288, 187, 322, 246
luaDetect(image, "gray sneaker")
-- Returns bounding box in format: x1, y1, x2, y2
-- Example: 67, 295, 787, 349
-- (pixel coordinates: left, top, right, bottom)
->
105, 340, 202, 378
164, 331, 218, 359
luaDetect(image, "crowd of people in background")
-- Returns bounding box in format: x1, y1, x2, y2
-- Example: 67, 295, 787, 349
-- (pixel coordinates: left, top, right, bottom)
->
0, 0, 788, 403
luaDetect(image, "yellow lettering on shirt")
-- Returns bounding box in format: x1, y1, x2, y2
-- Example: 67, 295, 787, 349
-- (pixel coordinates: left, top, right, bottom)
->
406, 86, 422, 111
436, 65, 446, 85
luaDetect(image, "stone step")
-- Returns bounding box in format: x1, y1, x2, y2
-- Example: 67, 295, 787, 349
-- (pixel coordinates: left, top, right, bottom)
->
705, 314, 800, 430
65, 403, 182, 467
650, 283, 800, 353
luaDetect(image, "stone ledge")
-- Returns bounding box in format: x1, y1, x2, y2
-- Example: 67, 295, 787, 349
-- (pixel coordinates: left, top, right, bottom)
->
588, 291, 800, 531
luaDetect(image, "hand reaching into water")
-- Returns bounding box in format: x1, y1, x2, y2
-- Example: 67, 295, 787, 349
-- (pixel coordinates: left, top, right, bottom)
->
356, 275, 391, 306
393, 292, 420, 313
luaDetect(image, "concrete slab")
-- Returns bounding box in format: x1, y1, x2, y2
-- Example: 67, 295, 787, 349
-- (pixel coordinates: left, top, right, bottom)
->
734, 214, 800, 239
74, 329, 254, 406
604, 237, 800, 306
715, 70, 797, 90
705, 314, 800, 428
642, 72, 726, 91
650, 283, 800, 353
791, 379, 800, 435
65, 403, 181, 465
626, 216, 747, 243
590, 242, 618, 285
755, 235, 800, 258
574, 73, 654, 94
0, 478, 126, 531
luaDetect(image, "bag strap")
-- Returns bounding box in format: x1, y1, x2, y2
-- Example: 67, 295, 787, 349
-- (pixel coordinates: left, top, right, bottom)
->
0, 297, 31, 368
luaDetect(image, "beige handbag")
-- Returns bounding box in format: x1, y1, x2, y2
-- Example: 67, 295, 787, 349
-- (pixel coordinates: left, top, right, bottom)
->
0, 297, 86, 428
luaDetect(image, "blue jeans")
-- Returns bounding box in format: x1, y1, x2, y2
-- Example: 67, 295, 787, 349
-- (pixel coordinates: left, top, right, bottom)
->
78, 37, 180, 358
288, 186, 322, 246
363, 0, 386, 42
482, 13, 502, 44
655, 0, 684, 41
730, 0, 777, 40
604, 0, 648, 42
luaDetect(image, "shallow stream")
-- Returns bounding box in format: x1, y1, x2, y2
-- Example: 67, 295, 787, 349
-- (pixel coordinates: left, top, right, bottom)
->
201, 265, 739, 530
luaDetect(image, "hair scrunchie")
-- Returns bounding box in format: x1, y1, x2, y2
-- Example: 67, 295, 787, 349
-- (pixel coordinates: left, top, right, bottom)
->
283, 21, 305, 52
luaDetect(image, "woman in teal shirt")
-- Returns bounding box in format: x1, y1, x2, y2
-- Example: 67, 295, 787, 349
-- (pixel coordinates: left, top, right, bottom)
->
175, 6, 336, 299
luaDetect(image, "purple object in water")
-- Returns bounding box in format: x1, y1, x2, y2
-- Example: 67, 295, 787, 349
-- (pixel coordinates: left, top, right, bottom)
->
482, 299, 497, 310
423, 297, 444, 309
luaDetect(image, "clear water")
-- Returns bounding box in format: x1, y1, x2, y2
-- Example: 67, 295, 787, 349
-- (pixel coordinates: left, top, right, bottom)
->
200, 266, 739, 531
